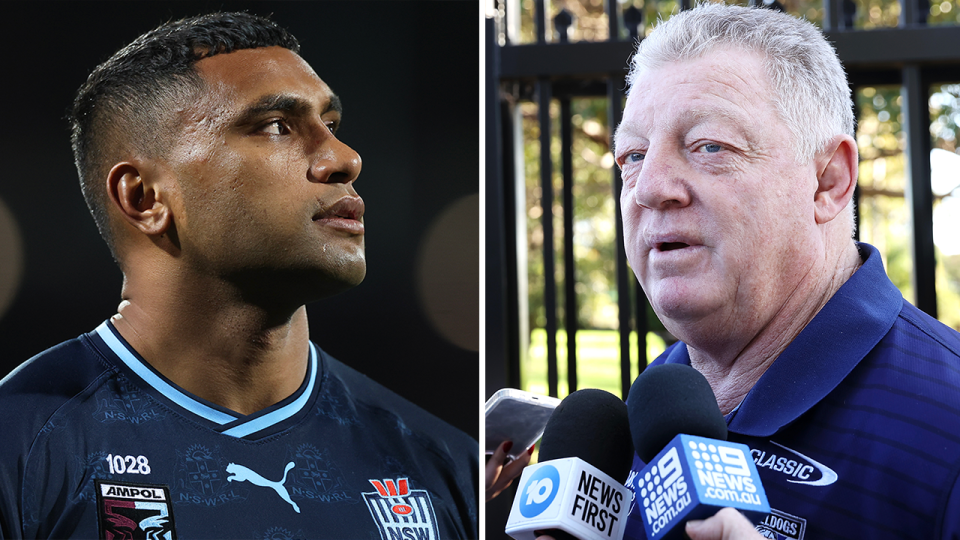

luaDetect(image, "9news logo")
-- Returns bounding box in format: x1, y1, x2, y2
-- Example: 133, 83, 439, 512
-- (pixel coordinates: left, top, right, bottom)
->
519, 464, 561, 517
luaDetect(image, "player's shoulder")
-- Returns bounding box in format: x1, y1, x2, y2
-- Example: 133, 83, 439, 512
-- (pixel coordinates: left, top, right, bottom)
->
0, 332, 114, 438
316, 346, 477, 453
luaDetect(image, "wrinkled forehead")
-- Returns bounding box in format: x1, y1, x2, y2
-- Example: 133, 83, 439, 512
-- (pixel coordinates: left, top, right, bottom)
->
630, 46, 773, 96
616, 48, 774, 147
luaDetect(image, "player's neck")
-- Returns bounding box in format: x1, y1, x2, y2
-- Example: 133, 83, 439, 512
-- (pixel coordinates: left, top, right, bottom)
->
110, 272, 312, 416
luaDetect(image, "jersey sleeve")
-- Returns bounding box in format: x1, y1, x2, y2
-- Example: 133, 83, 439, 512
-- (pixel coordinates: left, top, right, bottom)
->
0, 335, 114, 540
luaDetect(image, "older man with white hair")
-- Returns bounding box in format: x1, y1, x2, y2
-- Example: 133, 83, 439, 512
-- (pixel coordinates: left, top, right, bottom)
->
612, 3, 960, 539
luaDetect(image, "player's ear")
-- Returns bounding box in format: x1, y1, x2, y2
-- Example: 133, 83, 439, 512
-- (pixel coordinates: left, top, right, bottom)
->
105, 160, 174, 237
813, 135, 858, 225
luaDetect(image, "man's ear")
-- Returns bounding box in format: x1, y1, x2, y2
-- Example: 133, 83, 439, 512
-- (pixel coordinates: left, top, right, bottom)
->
105, 161, 173, 237
814, 135, 858, 225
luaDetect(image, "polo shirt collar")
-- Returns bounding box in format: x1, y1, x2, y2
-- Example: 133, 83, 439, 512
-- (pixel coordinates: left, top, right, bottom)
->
653, 242, 902, 437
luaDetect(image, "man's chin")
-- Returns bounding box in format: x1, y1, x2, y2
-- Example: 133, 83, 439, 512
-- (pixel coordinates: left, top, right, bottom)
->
305, 264, 366, 300
651, 293, 722, 330
648, 277, 712, 312
228, 262, 366, 307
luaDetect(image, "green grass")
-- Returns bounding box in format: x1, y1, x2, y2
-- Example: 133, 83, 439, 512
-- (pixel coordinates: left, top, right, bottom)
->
522, 329, 666, 398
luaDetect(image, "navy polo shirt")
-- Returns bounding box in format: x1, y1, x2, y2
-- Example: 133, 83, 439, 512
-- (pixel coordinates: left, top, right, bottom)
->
623, 242, 960, 539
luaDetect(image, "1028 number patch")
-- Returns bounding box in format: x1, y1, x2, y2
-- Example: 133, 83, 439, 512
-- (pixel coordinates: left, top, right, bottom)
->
105, 454, 151, 475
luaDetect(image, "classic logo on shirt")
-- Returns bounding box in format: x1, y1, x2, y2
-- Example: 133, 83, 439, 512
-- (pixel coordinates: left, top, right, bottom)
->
96, 479, 177, 540
363, 478, 440, 540
749, 441, 838, 487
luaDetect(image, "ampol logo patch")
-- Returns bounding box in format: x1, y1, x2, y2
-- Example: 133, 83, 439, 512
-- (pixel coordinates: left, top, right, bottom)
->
363, 478, 440, 540
95, 479, 177, 540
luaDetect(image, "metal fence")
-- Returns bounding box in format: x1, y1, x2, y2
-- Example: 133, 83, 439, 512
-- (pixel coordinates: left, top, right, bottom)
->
485, 0, 960, 402
485, 0, 960, 537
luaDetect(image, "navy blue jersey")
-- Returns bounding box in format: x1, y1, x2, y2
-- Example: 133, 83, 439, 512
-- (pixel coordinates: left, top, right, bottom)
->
623, 242, 960, 539
0, 321, 478, 540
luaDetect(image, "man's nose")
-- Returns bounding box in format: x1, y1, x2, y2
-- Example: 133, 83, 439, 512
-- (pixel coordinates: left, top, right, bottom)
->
631, 146, 691, 210
309, 133, 362, 185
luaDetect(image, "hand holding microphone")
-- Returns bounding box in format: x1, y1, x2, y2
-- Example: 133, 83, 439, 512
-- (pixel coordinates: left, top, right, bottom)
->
684, 507, 766, 540
627, 364, 769, 540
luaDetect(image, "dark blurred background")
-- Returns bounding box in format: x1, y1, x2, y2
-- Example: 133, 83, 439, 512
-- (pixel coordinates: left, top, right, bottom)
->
0, 1, 479, 439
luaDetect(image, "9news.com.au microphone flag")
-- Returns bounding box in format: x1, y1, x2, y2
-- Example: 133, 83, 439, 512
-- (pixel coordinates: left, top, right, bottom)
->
505, 389, 634, 540
627, 364, 770, 540
637, 434, 769, 540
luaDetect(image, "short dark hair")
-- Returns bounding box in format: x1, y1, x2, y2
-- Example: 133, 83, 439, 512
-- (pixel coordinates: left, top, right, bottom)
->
69, 12, 300, 260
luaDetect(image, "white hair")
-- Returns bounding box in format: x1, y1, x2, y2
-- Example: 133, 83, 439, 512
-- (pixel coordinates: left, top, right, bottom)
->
627, 3, 854, 162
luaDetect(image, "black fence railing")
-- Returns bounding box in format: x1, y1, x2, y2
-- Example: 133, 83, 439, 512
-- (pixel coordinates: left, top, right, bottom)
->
486, 3, 960, 537
485, 0, 960, 400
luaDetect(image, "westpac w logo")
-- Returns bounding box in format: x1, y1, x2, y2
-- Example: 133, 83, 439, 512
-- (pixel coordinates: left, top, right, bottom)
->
363, 478, 440, 540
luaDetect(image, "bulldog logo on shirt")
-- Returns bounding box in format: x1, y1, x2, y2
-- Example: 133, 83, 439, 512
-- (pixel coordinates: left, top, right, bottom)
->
755, 508, 807, 539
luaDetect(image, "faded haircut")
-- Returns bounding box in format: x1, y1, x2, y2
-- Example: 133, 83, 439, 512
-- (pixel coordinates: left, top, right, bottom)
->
626, 3, 854, 162
69, 12, 300, 261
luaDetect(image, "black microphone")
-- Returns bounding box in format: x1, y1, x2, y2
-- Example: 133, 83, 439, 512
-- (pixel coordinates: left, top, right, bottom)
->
505, 388, 634, 540
629, 364, 727, 463
627, 364, 769, 540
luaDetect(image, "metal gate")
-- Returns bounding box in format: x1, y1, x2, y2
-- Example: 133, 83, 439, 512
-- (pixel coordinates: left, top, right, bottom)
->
486, 0, 960, 401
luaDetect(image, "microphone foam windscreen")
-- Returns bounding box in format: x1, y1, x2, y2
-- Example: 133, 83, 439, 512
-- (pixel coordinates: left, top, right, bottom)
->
627, 363, 728, 463
537, 388, 634, 484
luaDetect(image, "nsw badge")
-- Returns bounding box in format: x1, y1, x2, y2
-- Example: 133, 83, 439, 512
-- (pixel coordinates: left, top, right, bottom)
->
363, 478, 441, 540
95, 479, 177, 540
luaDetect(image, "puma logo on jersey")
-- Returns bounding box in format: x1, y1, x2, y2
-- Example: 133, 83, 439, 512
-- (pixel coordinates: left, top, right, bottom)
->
226, 462, 300, 513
